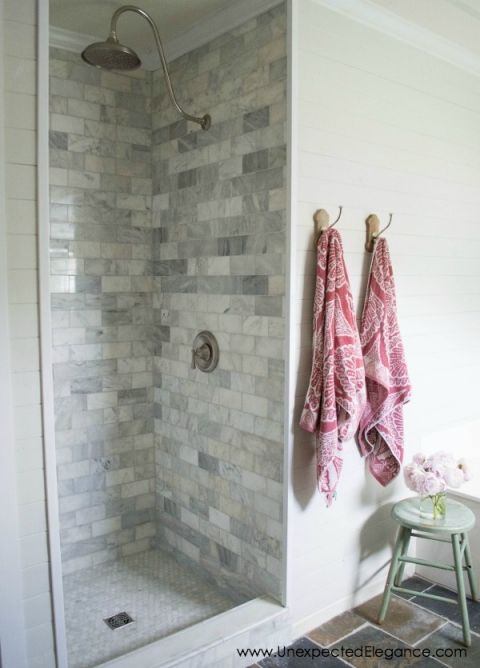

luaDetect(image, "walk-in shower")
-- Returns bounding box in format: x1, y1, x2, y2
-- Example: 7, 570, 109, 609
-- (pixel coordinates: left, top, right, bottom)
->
48, 1, 287, 665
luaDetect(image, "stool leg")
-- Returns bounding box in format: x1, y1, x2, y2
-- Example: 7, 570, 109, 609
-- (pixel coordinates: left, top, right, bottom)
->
452, 533, 471, 647
378, 525, 406, 624
394, 527, 412, 586
463, 533, 479, 602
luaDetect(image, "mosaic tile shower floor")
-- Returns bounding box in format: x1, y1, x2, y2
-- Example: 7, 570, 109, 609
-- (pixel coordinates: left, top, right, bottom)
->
63, 549, 243, 668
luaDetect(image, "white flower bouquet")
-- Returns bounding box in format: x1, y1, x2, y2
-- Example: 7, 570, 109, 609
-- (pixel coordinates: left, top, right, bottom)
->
403, 451, 470, 518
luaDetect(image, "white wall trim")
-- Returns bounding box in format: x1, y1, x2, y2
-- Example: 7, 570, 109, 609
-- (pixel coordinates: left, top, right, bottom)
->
50, 0, 283, 68
291, 560, 415, 638
0, 2, 29, 665
38, 0, 69, 666
312, 0, 480, 77
283, 0, 298, 611
291, 578, 385, 639
48, 25, 98, 55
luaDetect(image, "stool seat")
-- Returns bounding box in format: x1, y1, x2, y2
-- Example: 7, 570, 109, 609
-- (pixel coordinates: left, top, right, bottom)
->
392, 496, 475, 534
378, 495, 478, 648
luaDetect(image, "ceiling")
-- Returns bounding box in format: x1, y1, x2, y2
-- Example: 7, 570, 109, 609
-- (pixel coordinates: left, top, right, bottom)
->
50, 0, 480, 68
50, 0, 240, 38
50, 0, 239, 61
370, 0, 480, 58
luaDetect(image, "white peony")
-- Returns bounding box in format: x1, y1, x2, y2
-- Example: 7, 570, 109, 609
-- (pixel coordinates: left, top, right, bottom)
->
458, 458, 471, 482
443, 467, 464, 489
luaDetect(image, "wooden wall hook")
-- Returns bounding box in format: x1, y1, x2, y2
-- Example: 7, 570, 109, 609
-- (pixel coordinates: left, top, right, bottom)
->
313, 208, 330, 236
365, 213, 380, 252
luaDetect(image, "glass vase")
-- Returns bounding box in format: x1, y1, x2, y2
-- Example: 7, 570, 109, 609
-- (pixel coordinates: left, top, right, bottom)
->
419, 493, 446, 520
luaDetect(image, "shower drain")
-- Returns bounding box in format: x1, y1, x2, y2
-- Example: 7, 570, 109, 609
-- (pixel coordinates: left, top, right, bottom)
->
103, 611, 134, 630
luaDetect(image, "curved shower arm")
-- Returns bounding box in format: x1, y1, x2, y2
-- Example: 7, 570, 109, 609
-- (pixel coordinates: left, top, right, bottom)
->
110, 5, 211, 130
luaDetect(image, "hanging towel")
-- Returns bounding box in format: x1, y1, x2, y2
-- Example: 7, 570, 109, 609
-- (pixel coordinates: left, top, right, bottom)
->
300, 229, 366, 506
357, 237, 411, 486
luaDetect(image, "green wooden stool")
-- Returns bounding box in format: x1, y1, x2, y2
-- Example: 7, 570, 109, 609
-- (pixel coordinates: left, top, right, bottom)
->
379, 496, 478, 647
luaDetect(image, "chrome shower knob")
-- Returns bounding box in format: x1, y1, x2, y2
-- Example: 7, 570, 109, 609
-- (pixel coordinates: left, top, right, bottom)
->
191, 331, 219, 373
191, 343, 210, 368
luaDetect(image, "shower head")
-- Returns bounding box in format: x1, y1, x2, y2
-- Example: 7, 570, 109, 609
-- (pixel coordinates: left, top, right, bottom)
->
80, 5, 211, 130
81, 35, 141, 71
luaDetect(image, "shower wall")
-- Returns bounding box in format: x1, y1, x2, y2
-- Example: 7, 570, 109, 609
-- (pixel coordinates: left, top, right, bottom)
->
151, 4, 287, 599
49, 48, 155, 574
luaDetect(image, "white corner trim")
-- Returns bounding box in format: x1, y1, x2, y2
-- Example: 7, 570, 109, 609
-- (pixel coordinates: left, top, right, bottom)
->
50, 0, 283, 68
313, 0, 480, 77
283, 0, 297, 611
49, 25, 98, 54
39, 2, 69, 667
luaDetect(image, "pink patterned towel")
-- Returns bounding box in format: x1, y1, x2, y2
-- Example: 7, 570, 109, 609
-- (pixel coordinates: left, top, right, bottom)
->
357, 238, 411, 486
300, 229, 366, 506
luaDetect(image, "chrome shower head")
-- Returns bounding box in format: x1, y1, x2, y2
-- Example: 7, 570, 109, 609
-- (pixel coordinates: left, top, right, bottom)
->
81, 35, 141, 71
81, 5, 211, 130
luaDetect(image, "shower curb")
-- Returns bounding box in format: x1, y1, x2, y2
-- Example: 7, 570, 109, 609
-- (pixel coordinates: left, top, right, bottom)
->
96, 596, 291, 668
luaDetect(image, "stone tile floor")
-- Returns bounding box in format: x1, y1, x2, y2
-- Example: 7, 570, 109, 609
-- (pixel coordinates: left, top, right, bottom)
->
63, 548, 245, 668
249, 576, 480, 667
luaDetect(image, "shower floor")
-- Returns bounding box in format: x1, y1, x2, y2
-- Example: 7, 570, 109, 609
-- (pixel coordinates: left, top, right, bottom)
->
63, 548, 244, 668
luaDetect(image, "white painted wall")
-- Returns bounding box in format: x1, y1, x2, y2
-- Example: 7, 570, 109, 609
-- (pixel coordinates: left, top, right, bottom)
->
1, 0, 57, 666
287, 0, 480, 636
0, 1, 29, 666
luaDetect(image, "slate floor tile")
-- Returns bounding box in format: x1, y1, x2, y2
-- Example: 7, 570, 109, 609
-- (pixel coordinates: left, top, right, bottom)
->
417, 622, 480, 668
307, 609, 366, 647
395, 576, 434, 600
354, 593, 446, 645
411, 585, 480, 633
258, 637, 347, 667
331, 624, 443, 667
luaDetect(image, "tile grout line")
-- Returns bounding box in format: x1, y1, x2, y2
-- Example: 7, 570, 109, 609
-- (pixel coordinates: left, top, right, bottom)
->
281, 583, 479, 668
405, 584, 480, 638
306, 621, 370, 649
305, 631, 360, 668
410, 620, 449, 648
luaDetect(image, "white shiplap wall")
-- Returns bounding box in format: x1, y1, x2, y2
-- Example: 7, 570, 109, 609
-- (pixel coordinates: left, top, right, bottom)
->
287, 0, 480, 635
2, 0, 57, 666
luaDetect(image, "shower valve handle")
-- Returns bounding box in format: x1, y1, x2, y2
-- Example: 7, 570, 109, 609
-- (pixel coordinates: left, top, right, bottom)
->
190, 331, 219, 373
191, 343, 211, 369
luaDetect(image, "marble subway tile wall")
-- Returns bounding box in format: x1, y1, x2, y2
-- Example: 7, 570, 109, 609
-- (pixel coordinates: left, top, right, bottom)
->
49, 48, 155, 574
152, 4, 287, 600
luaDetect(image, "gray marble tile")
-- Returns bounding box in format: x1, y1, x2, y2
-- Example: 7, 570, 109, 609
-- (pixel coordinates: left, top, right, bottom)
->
244, 107, 270, 133
198, 452, 220, 474
243, 149, 269, 174
49, 130, 68, 150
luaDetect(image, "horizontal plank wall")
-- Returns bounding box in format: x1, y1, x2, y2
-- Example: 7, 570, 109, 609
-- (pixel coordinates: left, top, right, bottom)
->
288, 0, 480, 634
2, 0, 58, 666
0, 0, 29, 666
